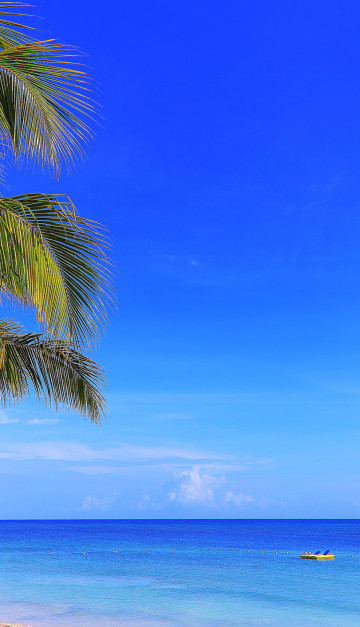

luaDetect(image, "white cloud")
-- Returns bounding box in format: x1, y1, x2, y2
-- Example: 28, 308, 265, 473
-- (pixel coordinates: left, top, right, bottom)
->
225, 490, 254, 506
169, 466, 225, 505
81, 492, 118, 511
27, 418, 60, 425
68, 465, 121, 475
0, 441, 270, 487
118, 444, 208, 462
0, 411, 19, 425
0, 441, 218, 463
137, 494, 163, 511
0, 442, 100, 461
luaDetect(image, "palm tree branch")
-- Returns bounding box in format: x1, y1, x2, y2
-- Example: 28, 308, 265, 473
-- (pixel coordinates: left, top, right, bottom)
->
0, 3, 34, 50
0, 193, 114, 344
0, 37, 95, 172
0, 319, 106, 422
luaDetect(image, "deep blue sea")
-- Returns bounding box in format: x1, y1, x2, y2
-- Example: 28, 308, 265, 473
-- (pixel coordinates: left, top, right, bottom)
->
0, 520, 358, 626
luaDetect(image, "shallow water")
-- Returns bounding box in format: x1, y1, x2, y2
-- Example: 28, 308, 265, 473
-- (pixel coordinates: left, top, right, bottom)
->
0, 520, 358, 626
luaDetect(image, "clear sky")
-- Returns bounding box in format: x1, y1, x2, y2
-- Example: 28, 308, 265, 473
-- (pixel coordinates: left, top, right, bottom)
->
1, 0, 360, 518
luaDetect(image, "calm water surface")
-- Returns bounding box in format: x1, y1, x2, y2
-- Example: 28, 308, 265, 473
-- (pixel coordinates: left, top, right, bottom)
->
0, 520, 358, 626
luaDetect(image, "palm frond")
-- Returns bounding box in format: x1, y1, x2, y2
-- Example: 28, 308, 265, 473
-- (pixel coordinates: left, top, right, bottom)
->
0, 41, 95, 173
0, 4, 95, 174
0, 3, 34, 50
0, 193, 113, 344
0, 319, 106, 422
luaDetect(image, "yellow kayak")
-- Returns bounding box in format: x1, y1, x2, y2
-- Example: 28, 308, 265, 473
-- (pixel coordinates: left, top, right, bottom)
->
300, 553, 335, 560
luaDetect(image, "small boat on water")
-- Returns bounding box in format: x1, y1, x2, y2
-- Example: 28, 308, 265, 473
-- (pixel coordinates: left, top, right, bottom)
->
300, 550, 335, 560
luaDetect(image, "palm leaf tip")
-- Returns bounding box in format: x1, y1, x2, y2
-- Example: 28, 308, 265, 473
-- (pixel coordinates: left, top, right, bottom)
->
0, 319, 107, 422
0, 4, 97, 174
0, 3, 34, 49
0, 193, 114, 345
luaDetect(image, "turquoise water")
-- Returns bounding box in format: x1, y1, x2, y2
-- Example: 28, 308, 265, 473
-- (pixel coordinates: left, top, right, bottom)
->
0, 520, 358, 626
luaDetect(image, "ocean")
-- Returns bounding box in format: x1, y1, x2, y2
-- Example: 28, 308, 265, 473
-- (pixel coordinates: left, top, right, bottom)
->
0, 520, 358, 626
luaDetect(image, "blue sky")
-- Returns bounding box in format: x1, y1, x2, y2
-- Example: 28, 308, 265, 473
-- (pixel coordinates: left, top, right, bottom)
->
1, 0, 360, 518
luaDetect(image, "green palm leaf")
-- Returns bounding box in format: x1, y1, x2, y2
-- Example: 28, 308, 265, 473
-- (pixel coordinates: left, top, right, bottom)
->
0, 41, 94, 172
0, 4, 94, 173
0, 319, 106, 422
0, 193, 113, 344
0, 6, 113, 421
0, 3, 34, 49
